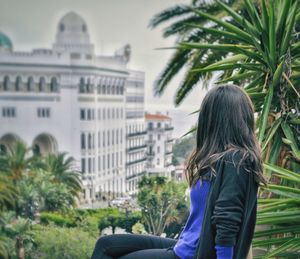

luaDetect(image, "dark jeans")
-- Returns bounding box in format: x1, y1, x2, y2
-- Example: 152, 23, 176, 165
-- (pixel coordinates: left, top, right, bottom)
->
91, 234, 180, 259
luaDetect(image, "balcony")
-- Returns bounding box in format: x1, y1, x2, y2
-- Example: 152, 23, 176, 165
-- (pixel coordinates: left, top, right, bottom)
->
126, 170, 147, 180
166, 138, 174, 143
145, 139, 155, 146
165, 151, 173, 156
126, 156, 147, 166
126, 130, 147, 137
165, 126, 174, 131
126, 144, 147, 152
146, 151, 155, 157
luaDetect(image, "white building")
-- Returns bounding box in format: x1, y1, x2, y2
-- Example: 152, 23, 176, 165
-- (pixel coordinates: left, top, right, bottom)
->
145, 112, 174, 177
125, 71, 147, 195
0, 12, 146, 202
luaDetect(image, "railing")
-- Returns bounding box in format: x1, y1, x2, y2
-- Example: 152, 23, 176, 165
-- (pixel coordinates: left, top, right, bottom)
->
126, 157, 147, 166
126, 171, 147, 180
126, 144, 147, 152
165, 126, 174, 131
126, 130, 147, 137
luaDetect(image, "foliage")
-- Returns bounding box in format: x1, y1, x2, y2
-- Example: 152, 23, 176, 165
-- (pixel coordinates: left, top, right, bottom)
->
153, 0, 300, 255
253, 164, 300, 258
172, 131, 196, 162
132, 222, 147, 234
137, 176, 189, 236
28, 224, 96, 259
40, 212, 76, 228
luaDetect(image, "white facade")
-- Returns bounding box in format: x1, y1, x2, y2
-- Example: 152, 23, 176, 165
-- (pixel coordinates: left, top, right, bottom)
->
145, 112, 174, 177
125, 70, 147, 195
0, 12, 145, 202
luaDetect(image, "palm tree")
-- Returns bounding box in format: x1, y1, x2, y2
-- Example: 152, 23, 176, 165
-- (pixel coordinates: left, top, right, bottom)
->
44, 152, 82, 197
149, 0, 250, 104
153, 0, 300, 256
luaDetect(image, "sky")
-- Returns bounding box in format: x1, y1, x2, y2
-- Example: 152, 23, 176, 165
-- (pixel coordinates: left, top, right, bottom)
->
0, 0, 208, 137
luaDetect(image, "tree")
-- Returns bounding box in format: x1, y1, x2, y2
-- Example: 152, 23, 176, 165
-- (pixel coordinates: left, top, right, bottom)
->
137, 176, 188, 236
153, 0, 300, 256
44, 152, 82, 197
149, 0, 247, 104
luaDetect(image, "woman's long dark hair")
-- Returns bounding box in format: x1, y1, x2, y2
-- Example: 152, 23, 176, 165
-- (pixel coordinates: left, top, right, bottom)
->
185, 84, 267, 187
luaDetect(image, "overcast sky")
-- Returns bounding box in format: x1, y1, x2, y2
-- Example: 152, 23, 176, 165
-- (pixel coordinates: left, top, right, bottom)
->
0, 0, 207, 137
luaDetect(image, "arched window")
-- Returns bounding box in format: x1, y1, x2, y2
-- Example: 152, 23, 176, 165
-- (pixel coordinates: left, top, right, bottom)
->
39, 77, 46, 92
81, 133, 86, 150
50, 77, 58, 92
27, 76, 34, 92
16, 76, 22, 91
3, 75, 10, 91
88, 133, 92, 149
87, 78, 93, 93
60, 23, 65, 32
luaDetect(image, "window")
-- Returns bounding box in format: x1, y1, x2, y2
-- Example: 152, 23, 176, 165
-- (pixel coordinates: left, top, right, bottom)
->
107, 131, 110, 146
157, 122, 161, 128
148, 122, 153, 130
50, 77, 58, 92
103, 155, 105, 170
60, 23, 65, 32
116, 129, 119, 144
157, 158, 160, 165
2, 107, 16, 118
157, 146, 160, 153
79, 78, 85, 93
88, 158, 92, 173
81, 158, 86, 173
103, 108, 106, 120
81, 133, 86, 150
39, 77, 46, 92
107, 108, 110, 119
107, 154, 110, 169
120, 129, 123, 144
3, 76, 10, 91
112, 153, 114, 167
112, 129, 114, 145
16, 76, 22, 91
98, 132, 101, 148
158, 134, 161, 141
37, 108, 50, 118
98, 156, 101, 171
27, 77, 34, 92
103, 131, 105, 147
80, 109, 85, 120
87, 109, 91, 120
116, 152, 119, 166
88, 134, 92, 149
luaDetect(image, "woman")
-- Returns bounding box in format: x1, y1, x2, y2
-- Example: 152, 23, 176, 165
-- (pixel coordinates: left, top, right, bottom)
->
91, 84, 267, 259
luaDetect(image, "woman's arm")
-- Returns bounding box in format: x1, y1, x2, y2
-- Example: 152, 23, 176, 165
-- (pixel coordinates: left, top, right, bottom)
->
212, 154, 249, 257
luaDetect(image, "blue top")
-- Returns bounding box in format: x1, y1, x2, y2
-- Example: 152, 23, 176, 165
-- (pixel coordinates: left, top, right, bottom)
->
173, 179, 233, 259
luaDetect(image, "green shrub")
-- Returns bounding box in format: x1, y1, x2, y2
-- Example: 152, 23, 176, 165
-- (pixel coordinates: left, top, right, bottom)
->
39, 212, 76, 227
30, 224, 96, 259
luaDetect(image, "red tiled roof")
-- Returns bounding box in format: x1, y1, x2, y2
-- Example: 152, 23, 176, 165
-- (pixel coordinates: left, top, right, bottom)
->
145, 113, 171, 120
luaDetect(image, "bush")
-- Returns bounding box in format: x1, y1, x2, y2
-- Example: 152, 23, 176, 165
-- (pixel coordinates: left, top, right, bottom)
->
39, 212, 76, 227
30, 224, 96, 259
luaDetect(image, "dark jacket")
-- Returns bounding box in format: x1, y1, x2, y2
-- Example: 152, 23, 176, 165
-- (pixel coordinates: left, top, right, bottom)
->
193, 151, 259, 259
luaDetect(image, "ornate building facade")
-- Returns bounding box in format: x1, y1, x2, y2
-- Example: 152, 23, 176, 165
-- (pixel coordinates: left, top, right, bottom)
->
0, 12, 147, 202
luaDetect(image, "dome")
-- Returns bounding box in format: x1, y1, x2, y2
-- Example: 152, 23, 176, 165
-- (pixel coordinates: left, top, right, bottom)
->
0, 32, 13, 50
53, 11, 94, 55
55, 11, 91, 45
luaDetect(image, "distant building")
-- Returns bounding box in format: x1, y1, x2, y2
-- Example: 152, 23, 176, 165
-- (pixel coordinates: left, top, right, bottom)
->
125, 71, 147, 195
0, 12, 145, 203
145, 112, 174, 177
